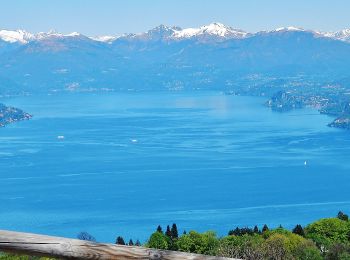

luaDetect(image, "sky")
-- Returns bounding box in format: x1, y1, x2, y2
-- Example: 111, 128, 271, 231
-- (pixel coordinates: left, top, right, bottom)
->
0, 0, 349, 36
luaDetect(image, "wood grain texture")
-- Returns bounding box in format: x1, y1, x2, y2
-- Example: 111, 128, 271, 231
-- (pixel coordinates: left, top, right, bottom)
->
0, 230, 238, 260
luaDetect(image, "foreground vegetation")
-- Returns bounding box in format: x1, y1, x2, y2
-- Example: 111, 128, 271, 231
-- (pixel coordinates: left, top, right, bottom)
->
133, 211, 350, 259
3, 212, 350, 259
0, 254, 53, 260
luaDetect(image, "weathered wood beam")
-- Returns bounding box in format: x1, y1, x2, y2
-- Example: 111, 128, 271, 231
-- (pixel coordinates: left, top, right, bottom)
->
0, 230, 237, 260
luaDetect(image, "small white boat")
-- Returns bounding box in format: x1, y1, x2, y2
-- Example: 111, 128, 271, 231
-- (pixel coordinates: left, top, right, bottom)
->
131, 139, 138, 143
304, 161, 307, 166
57, 135, 65, 140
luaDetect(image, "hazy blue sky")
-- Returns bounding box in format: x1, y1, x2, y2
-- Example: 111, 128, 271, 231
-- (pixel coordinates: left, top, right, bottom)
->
0, 0, 349, 35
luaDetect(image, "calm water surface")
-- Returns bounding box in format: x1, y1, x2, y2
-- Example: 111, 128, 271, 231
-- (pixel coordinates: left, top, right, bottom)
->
0, 92, 350, 242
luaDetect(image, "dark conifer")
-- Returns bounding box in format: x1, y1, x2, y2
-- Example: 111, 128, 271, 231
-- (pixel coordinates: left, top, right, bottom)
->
171, 223, 179, 239
292, 224, 305, 236
241, 227, 253, 235
165, 225, 172, 238
337, 211, 349, 221
128, 239, 134, 246
253, 225, 260, 234
116, 236, 125, 245
228, 227, 241, 236
135, 239, 141, 246
262, 224, 269, 233
183, 230, 187, 235
157, 225, 163, 233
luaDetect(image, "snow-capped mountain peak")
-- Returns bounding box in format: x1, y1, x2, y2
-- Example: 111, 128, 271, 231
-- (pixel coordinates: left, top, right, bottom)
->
317, 28, 350, 42
65, 32, 81, 37
145, 24, 180, 38
1, 24, 350, 45
89, 35, 118, 43
0, 29, 34, 43
333, 29, 350, 41
172, 22, 248, 39
273, 26, 305, 32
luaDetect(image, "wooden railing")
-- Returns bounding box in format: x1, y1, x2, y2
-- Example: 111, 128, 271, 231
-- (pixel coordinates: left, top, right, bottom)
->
0, 230, 238, 260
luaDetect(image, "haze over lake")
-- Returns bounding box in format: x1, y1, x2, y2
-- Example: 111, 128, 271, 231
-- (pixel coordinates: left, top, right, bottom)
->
1, 91, 350, 242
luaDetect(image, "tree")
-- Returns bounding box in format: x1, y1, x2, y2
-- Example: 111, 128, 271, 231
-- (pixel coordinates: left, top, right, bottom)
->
171, 223, 179, 239
135, 239, 141, 246
147, 232, 169, 250
183, 230, 187, 235
326, 243, 350, 260
253, 225, 260, 234
156, 225, 163, 233
294, 240, 323, 260
305, 218, 350, 251
264, 232, 321, 260
165, 225, 172, 238
176, 231, 219, 255
292, 224, 305, 237
337, 211, 349, 221
116, 236, 125, 245
218, 234, 265, 259
77, 231, 96, 242
263, 233, 289, 260
128, 239, 134, 246
262, 224, 269, 233
228, 227, 241, 236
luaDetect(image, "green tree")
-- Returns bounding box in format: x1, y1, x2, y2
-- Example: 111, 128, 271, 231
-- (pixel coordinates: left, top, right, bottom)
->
264, 233, 291, 260
305, 218, 350, 250
135, 239, 141, 246
176, 231, 219, 255
147, 232, 169, 250
264, 232, 321, 260
218, 234, 264, 259
293, 239, 322, 260
128, 239, 134, 246
326, 243, 350, 260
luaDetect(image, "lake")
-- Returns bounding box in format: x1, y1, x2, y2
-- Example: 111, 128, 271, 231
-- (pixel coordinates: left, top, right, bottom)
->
1, 91, 350, 243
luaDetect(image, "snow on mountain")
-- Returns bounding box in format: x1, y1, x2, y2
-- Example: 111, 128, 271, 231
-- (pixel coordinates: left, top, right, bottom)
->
172, 22, 249, 39
35, 30, 87, 40
120, 25, 181, 41
89, 35, 118, 43
317, 29, 350, 42
333, 29, 350, 42
0, 29, 34, 43
273, 26, 305, 32
1, 24, 350, 45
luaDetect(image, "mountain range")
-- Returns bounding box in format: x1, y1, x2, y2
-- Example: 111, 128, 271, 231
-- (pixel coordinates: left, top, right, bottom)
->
1, 23, 350, 43
1, 22, 350, 94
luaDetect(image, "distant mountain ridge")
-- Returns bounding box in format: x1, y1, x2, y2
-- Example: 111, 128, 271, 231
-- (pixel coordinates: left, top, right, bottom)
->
1, 22, 350, 95
1, 23, 350, 44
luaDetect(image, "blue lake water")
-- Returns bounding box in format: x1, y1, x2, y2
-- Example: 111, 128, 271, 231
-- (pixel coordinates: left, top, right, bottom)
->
1, 91, 350, 243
